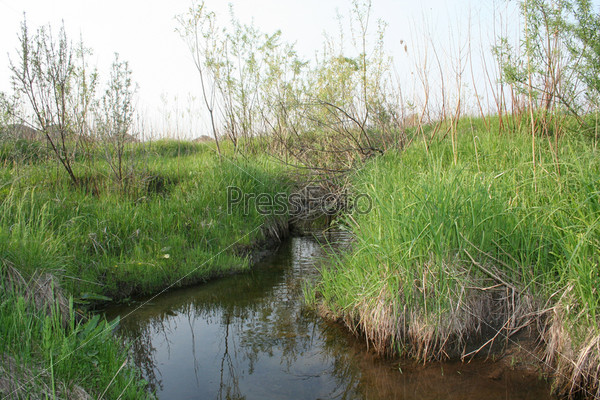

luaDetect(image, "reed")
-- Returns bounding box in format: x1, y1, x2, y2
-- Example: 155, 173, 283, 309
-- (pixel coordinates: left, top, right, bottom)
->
310, 116, 600, 397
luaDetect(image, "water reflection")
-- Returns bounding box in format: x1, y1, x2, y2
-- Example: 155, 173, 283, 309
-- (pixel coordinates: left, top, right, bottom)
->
106, 234, 553, 400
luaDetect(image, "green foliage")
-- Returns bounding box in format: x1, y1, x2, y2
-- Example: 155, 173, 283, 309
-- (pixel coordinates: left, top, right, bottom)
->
0, 138, 49, 164
0, 146, 290, 299
8, 17, 147, 191
0, 92, 14, 128
495, 0, 600, 118
565, 0, 600, 106
312, 119, 600, 358
177, 0, 400, 174
0, 141, 289, 398
9, 17, 98, 185
0, 276, 149, 398
144, 139, 214, 158
96, 53, 138, 186
176, 1, 308, 153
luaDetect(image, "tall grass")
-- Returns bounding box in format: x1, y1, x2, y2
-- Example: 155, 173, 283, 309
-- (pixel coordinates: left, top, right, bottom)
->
0, 143, 290, 300
311, 117, 600, 397
0, 139, 290, 398
0, 264, 149, 398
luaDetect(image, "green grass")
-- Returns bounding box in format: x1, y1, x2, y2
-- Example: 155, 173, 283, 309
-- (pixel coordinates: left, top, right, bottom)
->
310, 117, 600, 395
0, 142, 290, 300
0, 138, 50, 165
0, 139, 290, 398
0, 269, 148, 398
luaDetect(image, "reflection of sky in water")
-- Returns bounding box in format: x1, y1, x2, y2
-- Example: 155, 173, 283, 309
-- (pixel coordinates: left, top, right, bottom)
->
106, 234, 553, 400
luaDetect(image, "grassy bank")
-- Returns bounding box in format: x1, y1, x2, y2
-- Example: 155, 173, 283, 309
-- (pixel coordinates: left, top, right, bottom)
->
0, 140, 290, 300
0, 267, 148, 399
0, 139, 291, 398
309, 119, 600, 398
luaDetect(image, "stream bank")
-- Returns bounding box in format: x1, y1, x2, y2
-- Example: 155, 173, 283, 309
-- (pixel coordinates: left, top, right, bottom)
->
0, 144, 293, 399
106, 233, 554, 399
310, 130, 600, 399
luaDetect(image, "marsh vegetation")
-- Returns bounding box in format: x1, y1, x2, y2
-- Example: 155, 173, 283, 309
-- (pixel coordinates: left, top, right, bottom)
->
1, 0, 600, 398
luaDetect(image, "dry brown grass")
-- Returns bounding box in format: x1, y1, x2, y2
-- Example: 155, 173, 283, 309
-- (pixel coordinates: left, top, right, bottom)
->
320, 259, 541, 364
0, 354, 92, 400
542, 292, 600, 399
2, 262, 71, 328
0, 354, 43, 399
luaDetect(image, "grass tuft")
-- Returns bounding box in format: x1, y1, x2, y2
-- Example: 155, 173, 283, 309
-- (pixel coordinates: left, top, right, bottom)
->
311, 117, 600, 396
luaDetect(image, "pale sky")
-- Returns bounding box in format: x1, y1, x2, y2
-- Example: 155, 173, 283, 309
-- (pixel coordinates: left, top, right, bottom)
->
0, 0, 516, 137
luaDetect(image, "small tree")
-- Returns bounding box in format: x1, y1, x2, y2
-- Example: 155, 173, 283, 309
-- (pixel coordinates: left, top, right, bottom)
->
565, 0, 600, 109
96, 54, 137, 188
175, 0, 398, 176
72, 38, 99, 162
495, 0, 600, 128
9, 17, 97, 185
176, 1, 222, 156
300, 0, 392, 171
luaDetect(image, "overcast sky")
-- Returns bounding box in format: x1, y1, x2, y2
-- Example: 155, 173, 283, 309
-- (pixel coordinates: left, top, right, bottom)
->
0, 0, 518, 137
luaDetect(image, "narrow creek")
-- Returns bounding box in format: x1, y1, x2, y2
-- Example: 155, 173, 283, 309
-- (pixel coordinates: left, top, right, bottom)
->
106, 233, 554, 399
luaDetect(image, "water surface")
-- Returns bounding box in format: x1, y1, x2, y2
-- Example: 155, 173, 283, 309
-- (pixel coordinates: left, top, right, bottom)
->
106, 234, 554, 399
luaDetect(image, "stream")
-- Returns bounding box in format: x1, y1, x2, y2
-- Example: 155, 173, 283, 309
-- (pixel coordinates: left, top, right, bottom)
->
106, 233, 554, 399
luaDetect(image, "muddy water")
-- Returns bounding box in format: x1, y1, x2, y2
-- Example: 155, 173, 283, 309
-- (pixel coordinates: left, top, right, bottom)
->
106, 233, 554, 400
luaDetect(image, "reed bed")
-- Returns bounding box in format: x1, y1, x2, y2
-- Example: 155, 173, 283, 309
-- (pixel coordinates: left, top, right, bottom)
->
311, 118, 600, 397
